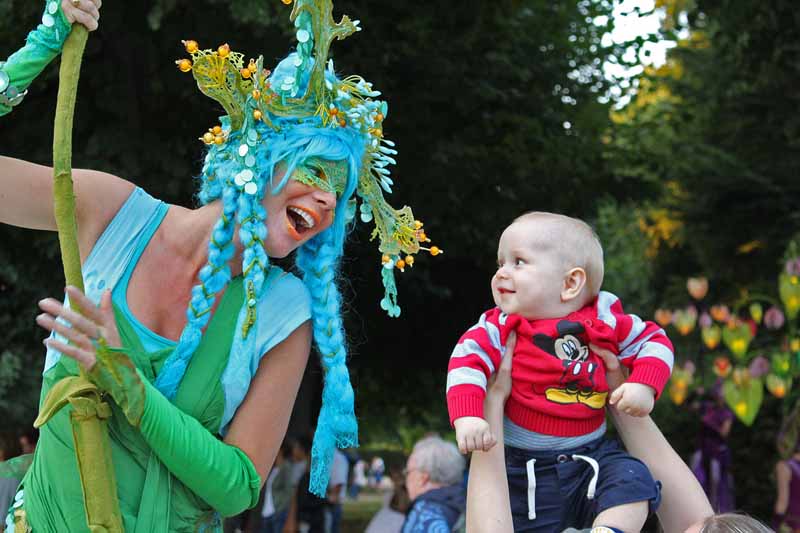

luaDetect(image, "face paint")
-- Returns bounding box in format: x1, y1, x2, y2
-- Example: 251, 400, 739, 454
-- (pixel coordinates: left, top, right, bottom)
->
291, 157, 348, 196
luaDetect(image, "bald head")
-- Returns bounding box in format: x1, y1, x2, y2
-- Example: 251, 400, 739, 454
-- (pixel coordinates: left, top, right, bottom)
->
512, 212, 605, 299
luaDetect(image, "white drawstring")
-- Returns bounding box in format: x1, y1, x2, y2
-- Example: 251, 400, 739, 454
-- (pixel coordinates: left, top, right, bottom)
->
572, 454, 600, 499
526, 458, 537, 520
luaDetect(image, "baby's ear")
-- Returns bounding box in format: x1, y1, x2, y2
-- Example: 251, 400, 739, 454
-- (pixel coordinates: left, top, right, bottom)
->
561, 267, 587, 303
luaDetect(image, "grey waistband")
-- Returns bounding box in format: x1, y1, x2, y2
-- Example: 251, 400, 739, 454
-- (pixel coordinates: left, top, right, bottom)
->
503, 417, 607, 451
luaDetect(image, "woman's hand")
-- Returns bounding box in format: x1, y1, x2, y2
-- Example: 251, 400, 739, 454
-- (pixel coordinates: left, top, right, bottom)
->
61, 0, 102, 32
36, 285, 120, 370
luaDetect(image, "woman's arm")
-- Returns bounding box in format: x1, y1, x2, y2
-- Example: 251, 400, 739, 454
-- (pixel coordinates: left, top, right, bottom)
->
0, 156, 134, 261
609, 409, 713, 533
38, 287, 312, 516
774, 461, 791, 515
224, 321, 312, 481
595, 344, 714, 533
466, 333, 515, 533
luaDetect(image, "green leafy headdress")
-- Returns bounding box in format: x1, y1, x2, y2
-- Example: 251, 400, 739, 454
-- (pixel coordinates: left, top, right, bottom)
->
176, 0, 442, 317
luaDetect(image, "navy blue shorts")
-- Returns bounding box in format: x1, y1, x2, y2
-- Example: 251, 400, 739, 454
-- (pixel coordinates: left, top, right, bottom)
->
505, 437, 661, 533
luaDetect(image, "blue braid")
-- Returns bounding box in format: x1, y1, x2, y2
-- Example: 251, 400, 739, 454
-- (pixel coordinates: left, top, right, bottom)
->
295, 231, 358, 495
154, 179, 239, 399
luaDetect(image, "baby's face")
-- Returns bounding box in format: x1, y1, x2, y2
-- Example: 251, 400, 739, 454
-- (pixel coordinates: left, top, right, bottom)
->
491, 220, 570, 319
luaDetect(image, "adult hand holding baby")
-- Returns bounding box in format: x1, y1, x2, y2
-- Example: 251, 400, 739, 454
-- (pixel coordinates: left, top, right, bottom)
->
591, 344, 656, 417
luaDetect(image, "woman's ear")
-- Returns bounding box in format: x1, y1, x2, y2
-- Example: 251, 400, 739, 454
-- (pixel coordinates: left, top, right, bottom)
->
561, 267, 587, 303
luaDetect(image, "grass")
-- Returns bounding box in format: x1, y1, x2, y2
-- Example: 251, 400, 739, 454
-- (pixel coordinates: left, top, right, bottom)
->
341, 489, 386, 533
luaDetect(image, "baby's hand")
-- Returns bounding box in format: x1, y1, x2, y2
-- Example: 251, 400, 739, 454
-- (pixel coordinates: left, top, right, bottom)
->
609, 382, 655, 417
454, 416, 496, 454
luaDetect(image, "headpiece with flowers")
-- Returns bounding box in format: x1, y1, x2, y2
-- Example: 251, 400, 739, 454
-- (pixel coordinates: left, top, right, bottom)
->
176, 0, 441, 318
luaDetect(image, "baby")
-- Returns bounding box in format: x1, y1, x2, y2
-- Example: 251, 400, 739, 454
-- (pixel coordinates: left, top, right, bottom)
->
446, 212, 674, 533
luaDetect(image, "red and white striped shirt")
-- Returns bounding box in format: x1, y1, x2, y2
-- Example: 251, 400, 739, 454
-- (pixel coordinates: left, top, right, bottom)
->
446, 291, 674, 437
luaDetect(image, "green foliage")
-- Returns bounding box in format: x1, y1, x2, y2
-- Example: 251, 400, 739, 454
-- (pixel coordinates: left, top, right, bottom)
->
0, 0, 660, 447
593, 198, 657, 313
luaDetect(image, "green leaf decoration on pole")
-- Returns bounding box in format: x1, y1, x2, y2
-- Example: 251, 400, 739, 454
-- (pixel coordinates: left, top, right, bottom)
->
33, 23, 125, 532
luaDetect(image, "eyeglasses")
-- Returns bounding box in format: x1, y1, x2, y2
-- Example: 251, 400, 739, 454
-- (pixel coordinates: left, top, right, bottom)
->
402, 467, 417, 477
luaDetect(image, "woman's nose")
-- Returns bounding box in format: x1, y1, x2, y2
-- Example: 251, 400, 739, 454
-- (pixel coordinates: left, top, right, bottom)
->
312, 189, 337, 211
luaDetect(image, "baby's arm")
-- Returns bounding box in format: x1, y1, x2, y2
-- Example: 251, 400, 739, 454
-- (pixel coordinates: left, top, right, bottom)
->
454, 416, 496, 453
447, 309, 508, 453
600, 292, 674, 407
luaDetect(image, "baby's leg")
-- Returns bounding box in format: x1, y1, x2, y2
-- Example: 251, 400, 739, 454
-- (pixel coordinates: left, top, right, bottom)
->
592, 500, 648, 533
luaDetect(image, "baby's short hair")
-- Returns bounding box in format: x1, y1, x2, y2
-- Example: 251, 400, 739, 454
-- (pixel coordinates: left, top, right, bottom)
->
513, 212, 605, 298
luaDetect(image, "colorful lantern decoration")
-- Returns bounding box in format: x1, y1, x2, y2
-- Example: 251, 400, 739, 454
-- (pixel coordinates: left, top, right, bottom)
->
723, 367, 763, 426
701, 325, 722, 350
687, 277, 709, 300
766, 374, 791, 399
779, 272, 800, 320
722, 318, 754, 360
710, 304, 731, 323
669, 362, 695, 405
654, 308, 673, 328
650, 238, 800, 429
673, 306, 698, 336
772, 352, 792, 376
713, 356, 732, 378
749, 302, 763, 324
747, 355, 770, 378
764, 306, 786, 330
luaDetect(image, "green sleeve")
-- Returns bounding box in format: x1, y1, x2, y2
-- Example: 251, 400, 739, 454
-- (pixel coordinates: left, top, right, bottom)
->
0, 1, 71, 115
88, 344, 262, 517
139, 378, 262, 517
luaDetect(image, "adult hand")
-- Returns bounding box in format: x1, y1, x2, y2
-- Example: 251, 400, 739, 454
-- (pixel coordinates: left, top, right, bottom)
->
590, 343, 627, 391
487, 332, 516, 402
36, 285, 121, 370
61, 0, 102, 32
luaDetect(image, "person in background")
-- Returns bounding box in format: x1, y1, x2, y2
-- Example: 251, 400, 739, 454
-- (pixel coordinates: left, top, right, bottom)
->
260, 441, 293, 533
774, 444, 800, 531
690, 384, 735, 513
17, 430, 37, 456
293, 437, 324, 533
401, 436, 466, 533
0, 438, 20, 531
371, 456, 385, 488
349, 458, 367, 500
364, 468, 410, 533
324, 448, 348, 533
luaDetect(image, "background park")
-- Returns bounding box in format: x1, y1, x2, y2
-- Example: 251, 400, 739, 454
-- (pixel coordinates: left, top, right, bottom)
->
1, 0, 798, 531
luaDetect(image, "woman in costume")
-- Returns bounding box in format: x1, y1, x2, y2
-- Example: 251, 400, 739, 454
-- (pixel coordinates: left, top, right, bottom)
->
0, 0, 437, 530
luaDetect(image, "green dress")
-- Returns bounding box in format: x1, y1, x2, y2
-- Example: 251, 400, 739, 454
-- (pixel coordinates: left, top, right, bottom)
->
22, 278, 243, 532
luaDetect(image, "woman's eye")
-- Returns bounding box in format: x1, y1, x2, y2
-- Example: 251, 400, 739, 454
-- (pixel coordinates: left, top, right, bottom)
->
312, 167, 328, 181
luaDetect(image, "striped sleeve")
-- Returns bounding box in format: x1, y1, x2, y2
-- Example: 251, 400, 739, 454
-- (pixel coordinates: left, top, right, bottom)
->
446, 309, 505, 425
596, 291, 674, 398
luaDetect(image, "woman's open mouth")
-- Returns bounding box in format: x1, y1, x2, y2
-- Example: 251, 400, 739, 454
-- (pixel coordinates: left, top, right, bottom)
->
285, 206, 319, 241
